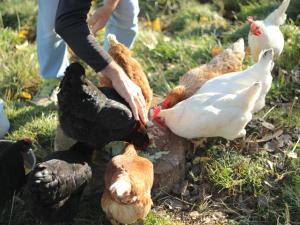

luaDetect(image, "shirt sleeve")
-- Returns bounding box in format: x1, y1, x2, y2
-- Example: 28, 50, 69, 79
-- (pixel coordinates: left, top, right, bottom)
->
55, 0, 112, 73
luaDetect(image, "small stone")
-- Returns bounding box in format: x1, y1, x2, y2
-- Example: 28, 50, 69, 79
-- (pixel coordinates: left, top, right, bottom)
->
189, 211, 201, 220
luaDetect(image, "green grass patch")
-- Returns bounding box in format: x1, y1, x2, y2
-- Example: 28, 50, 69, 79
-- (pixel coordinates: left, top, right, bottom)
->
4, 101, 57, 159
0, 0, 37, 29
0, 28, 41, 99
206, 148, 272, 195
0, 0, 299, 224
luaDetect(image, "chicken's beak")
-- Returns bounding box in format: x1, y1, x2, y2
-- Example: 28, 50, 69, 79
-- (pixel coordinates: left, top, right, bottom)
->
21, 148, 36, 175
247, 16, 254, 24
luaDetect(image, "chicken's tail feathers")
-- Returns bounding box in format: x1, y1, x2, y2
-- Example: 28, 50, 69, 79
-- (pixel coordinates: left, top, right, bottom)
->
107, 33, 119, 47
232, 38, 245, 53
265, 0, 290, 26
237, 81, 262, 109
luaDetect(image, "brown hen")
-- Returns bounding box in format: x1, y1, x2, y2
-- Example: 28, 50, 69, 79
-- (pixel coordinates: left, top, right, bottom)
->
162, 38, 245, 108
101, 144, 154, 225
100, 34, 153, 111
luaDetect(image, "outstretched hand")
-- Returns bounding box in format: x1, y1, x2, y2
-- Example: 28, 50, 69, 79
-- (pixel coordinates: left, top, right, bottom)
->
100, 61, 148, 124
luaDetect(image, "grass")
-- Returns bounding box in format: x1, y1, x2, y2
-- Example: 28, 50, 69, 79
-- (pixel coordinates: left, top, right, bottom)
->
0, 0, 300, 224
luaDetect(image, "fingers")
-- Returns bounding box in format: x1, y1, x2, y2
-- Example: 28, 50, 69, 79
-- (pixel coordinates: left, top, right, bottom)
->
87, 15, 96, 27
107, 64, 149, 123
127, 91, 147, 124
135, 96, 147, 124
136, 92, 148, 124
91, 21, 102, 34
128, 97, 139, 122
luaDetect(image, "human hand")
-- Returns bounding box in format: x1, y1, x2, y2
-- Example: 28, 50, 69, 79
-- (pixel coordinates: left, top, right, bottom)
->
88, 5, 112, 34
88, 0, 121, 34
100, 61, 148, 124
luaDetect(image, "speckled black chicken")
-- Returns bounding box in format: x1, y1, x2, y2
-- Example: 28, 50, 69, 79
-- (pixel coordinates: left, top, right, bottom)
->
0, 139, 35, 211
26, 142, 93, 224
57, 62, 150, 150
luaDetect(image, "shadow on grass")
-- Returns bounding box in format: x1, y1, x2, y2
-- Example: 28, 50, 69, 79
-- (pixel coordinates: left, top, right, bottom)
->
5, 100, 58, 159
6, 101, 57, 129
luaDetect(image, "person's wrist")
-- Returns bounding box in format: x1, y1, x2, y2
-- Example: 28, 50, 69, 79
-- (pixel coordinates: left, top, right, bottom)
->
100, 61, 122, 81
103, 0, 120, 12
102, 2, 115, 13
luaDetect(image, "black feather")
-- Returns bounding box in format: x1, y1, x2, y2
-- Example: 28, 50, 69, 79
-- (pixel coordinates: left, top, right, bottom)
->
0, 140, 32, 211
26, 142, 93, 224
57, 62, 149, 149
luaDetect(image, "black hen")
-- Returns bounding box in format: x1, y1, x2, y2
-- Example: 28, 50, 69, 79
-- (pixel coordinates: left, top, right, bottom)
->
57, 62, 150, 149
0, 139, 35, 211
26, 142, 93, 224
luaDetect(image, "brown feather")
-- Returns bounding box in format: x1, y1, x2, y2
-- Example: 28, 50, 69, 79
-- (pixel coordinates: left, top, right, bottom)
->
164, 39, 245, 108
105, 41, 153, 111
101, 144, 153, 224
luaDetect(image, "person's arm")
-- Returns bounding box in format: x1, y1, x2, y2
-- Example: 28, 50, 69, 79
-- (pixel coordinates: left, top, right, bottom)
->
88, 0, 120, 34
55, 0, 112, 72
55, 0, 147, 123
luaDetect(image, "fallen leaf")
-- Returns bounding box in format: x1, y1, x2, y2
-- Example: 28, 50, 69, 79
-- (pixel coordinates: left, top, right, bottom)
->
152, 18, 161, 31
266, 160, 274, 171
17, 91, 32, 100
200, 16, 209, 23
193, 156, 211, 164
245, 142, 259, 154
262, 121, 275, 130
287, 152, 298, 159
15, 41, 29, 50
211, 47, 221, 57
18, 26, 30, 40
144, 20, 152, 28
257, 129, 283, 143
264, 140, 278, 152
264, 180, 274, 188
276, 134, 292, 148
189, 211, 201, 220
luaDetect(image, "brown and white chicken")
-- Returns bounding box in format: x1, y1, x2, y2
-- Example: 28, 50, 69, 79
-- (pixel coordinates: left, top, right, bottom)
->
247, 0, 290, 62
152, 82, 262, 140
101, 144, 154, 225
100, 34, 153, 111
162, 38, 245, 108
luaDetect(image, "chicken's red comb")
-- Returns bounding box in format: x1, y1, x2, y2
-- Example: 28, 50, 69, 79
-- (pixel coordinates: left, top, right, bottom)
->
152, 106, 161, 120
23, 138, 32, 145
162, 99, 170, 109
247, 16, 254, 23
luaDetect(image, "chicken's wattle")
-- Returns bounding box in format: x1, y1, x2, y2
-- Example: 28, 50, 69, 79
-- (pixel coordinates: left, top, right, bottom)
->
247, 16, 262, 37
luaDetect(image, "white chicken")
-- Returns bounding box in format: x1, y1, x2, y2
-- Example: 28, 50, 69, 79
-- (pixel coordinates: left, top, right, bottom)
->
247, 0, 290, 62
152, 82, 262, 140
162, 38, 245, 108
196, 49, 274, 113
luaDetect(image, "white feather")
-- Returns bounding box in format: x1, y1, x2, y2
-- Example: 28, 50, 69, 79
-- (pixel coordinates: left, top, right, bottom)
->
158, 82, 262, 140
196, 49, 274, 113
248, 0, 290, 61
